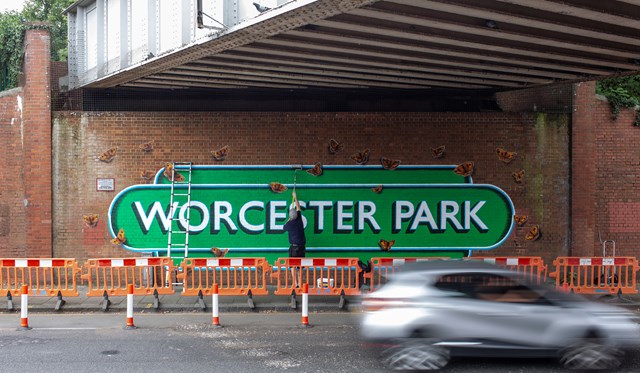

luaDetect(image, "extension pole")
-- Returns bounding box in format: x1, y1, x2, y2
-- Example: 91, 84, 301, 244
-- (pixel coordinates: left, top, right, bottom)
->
124, 284, 137, 329
212, 283, 222, 328
19, 285, 31, 330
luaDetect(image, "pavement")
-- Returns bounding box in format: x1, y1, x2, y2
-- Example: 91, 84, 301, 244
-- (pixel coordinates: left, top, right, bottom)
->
5, 285, 640, 315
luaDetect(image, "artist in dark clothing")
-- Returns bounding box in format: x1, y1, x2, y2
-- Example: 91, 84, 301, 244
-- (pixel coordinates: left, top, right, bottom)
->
283, 190, 306, 257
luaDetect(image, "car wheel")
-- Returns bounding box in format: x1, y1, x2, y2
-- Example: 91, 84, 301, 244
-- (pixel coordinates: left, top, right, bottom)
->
381, 339, 450, 370
559, 338, 622, 370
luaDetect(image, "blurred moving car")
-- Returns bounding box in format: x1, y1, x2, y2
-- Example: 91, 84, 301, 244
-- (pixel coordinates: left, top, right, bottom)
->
359, 260, 640, 370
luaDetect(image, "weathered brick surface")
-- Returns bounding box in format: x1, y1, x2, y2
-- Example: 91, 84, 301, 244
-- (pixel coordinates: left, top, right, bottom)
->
52, 111, 570, 263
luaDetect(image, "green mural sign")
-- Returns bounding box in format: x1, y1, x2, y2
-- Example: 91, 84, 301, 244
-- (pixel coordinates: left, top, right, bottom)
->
108, 166, 514, 258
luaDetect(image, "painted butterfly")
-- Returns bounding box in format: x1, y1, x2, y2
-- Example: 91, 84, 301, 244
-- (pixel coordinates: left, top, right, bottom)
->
111, 228, 126, 245
351, 149, 370, 165
212, 247, 229, 258
380, 157, 401, 170
328, 138, 343, 154
378, 239, 396, 252
497, 147, 517, 163
307, 162, 323, 176
453, 161, 474, 177
83, 214, 99, 228
512, 169, 525, 183
432, 145, 445, 159
525, 225, 540, 241
139, 141, 154, 152
99, 147, 117, 162
163, 163, 185, 182
372, 184, 383, 194
514, 214, 528, 226
269, 182, 288, 193
211, 145, 229, 161
140, 170, 153, 180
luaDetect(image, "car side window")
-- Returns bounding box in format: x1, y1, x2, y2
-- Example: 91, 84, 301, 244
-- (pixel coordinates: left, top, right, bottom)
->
433, 273, 478, 297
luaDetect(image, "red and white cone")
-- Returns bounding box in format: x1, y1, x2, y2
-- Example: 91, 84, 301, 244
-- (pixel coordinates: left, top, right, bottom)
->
212, 283, 222, 328
300, 283, 312, 328
19, 284, 31, 330
124, 284, 137, 330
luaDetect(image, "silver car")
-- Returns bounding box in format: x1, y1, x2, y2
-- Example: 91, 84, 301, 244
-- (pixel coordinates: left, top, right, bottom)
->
359, 260, 640, 370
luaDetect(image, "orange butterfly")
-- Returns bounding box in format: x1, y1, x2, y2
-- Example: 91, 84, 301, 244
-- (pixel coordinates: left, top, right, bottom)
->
140, 170, 154, 180
163, 163, 185, 182
99, 147, 117, 162
496, 147, 517, 163
378, 239, 396, 252
372, 184, 383, 194
351, 149, 370, 165
139, 141, 154, 152
211, 145, 229, 161
307, 162, 323, 176
453, 161, 474, 177
512, 169, 525, 183
380, 157, 401, 170
211, 247, 229, 258
432, 145, 445, 159
83, 214, 99, 228
111, 228, 126, 245
328, 139, 343, 154
269, 182, 288, 193
514, 214, 528, 226
525, 225, 540, 241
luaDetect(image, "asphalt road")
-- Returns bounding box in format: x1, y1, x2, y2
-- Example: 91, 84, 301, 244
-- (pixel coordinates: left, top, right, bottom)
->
1, 312, 639, 372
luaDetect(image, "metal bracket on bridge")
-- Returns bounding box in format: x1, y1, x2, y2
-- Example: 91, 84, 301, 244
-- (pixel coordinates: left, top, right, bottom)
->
54, 291, 66, 311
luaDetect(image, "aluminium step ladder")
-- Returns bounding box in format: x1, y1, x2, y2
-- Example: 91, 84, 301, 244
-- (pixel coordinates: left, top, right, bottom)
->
166, 162, 193, 285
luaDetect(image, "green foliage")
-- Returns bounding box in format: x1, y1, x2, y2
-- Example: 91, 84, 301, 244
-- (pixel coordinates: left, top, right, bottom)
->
596, 75, 640, 127
22, 0, 75, 62
0, 11, 27, 89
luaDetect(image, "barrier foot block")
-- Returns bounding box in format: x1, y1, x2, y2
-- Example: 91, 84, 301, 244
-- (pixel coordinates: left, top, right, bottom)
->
54, 299, 66, 312
196, 291, 206, 311
153, 289, 160, 310
247, 290, 255, 309
101, 291, 111, 312
18, 326, 32, 331
298, 324, 313, 329
290, 291, 297, 309
123, 325, 138, 330
338, 293, 346, 310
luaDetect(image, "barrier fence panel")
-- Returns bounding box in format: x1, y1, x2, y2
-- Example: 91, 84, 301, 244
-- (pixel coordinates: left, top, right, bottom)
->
0, 259, 81, 297
551, 257, 639, 295
271, 258, 361, 296
364, 257, 450, 292
177, 258, 270, 296
81, 258, 175, 296
465, 257, 548, 284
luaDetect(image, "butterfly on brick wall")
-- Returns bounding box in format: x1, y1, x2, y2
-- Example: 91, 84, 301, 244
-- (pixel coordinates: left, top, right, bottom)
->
111, 228, 126, 245
211, 247, 229, 258
99, 147, 117, 162
525, 225, 540, 241
83, 214, 99, 228
514, 214, 528, 226
380, 157, 401, 170
497, 147, 517, 163
211, 145, 230, 161
140, 170, 154, 180
328, 138, 344, 154
351, 149, 370, 165
163, 163, 185, 182
432, 145, 446, 159
139, 141, 154, 152
372, 184, 383, 194
453, 161, 474, 177
378, 239, 396, 252
512, 169, 525, 183
307, 162, 323, 176
269, 182, 288, 193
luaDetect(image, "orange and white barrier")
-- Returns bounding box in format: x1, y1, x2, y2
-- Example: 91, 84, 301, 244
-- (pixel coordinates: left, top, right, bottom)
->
81, 257, 174, 297
364, 257, 450, 292
177, 258, 270, 299
212, 283, 221, 327
465, 256, 548, 284
1, 259, 81, 310
551, 257, 639, 295
270, 258, 362, 297
300, 283, 310, 328
19, 284, 31, 330
124, 284, 136, 330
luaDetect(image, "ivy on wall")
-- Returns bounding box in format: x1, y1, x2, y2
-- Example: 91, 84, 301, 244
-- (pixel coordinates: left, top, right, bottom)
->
596, 75, 640, 127
0, 11, 26, 90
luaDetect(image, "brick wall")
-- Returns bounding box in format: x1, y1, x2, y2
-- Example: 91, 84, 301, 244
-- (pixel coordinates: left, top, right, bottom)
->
52, 111, 571, 263
0, 28, 52, 258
